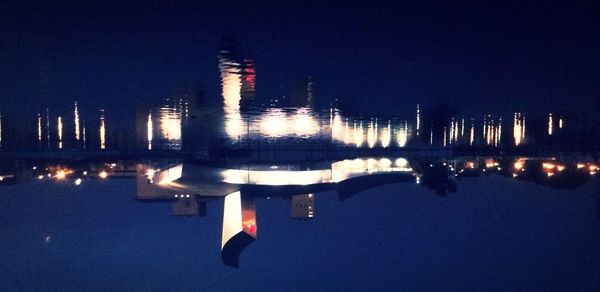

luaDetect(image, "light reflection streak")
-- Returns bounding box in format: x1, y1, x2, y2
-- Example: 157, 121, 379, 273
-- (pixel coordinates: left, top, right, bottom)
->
513, 113, 525, 146
469, 120, 474, 146
147, 112, 152, 150
99, 110, 106, 150
396, 121, 408, 147
160, 108, 182, 145
57, 116, 63, 149
548, 113, 553, 136
367, 120, 377, 148
380, 121, 391, 148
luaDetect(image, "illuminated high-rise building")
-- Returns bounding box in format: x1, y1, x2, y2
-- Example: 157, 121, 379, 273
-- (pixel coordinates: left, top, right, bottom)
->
548, 113, 553, 135
74, 101, 80, 141
37, 113, 42, 143
46, 108, 50, 148
415, 104, 420, 136
99, 109, 106, 150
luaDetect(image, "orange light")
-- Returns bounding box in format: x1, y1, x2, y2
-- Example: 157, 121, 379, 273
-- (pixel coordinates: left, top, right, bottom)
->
55, 170, 66, 179
54, 169, 72, 180
465, 161, 475, 169
484, 159, 496, 168
542, 162, 556, 170
514, 160, 524, 170
98, 171, 108, 179
577, 163, 585, 169
556, 165, 565, 172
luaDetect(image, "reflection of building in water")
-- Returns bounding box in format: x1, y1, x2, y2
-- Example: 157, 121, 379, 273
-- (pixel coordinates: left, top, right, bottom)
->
57, 116, 63, 149
289, 76, 315, 108
240, 59, 256, 111
469, 119, 475, 146
291, 194, 315, 219
146, 112, 152, 150
513, 113, 525, 146
219, 37, 246, 141
396, 121, 408, 147
548, 113, 553, 136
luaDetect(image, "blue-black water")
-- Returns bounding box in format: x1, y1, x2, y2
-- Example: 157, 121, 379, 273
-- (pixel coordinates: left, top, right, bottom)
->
1, 158, 599, 290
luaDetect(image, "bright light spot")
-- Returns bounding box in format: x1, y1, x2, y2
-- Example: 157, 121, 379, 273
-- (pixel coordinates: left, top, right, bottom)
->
514, 160, 524, 170
0, 176, 3, 181
379, 158, 392, 168
556, 165, 565, 172
55, 170, 67, 180
395, 158, 408, 168
83, 171, 88, 176
38, 175, 44, 180
259, 110, 287, 137
98, 171, 108, 179
75, 178, 82, 185
577, 163, 585, 169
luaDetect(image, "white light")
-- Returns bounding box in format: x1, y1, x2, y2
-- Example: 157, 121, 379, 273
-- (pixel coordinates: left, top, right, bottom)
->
75, 178, 82, 185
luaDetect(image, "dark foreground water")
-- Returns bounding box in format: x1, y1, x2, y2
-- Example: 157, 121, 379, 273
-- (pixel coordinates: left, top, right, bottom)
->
1, 175, 599, 291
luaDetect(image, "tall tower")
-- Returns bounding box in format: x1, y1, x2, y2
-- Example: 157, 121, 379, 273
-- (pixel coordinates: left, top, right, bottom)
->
99, 109, 106, 150
74, 101, 80, 141
416, 104, 420, 136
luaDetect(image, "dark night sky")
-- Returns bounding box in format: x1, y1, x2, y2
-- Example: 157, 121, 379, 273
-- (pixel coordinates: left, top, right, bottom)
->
1, 1, 599, 119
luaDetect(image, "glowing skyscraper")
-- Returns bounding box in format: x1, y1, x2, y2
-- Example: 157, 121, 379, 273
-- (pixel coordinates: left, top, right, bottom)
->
99, 109, 106, 150
74, 101, 80, 141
